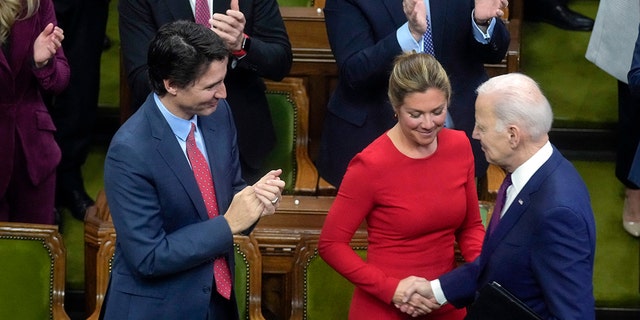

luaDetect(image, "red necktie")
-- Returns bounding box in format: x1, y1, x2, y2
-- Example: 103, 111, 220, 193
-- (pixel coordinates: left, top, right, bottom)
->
195, 0, 211, 26
488, 173, 512, 235
186, 123, 232, 299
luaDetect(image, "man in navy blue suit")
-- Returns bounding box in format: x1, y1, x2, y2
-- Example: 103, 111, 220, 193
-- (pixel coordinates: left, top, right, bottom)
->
101, 21, 285, 319
396, 73, 596, 320
119, 0, 292, 184
316, 0, 510, 188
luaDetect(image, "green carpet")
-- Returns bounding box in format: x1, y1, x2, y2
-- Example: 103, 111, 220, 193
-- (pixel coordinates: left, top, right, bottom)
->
59, 146, 107, 291
574, 161, 640, 307
72, 0, 638, 309
521, 0, 617, 128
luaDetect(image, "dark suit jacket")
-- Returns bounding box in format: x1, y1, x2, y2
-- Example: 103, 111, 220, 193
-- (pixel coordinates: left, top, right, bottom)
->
316, 0, 509, 186
627, 23, 640, 187
0, 0, 69, 194
439, 147, 596, 320
102, 94, 247, 319
118, 0, 292, 172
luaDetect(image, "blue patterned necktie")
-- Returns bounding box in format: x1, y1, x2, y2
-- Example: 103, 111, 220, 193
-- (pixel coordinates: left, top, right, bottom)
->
488, 173, 512, 235
423, 15, 435, 55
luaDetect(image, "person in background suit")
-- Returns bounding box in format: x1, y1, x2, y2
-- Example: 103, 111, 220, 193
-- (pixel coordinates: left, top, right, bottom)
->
101, 21, 285, 319
119, 0, 292, 184
586, 0, 640, 238
524, 0, 594, 31
48, 0, 110, 220
624, 21, 640, 237
316, 0, 510, 188
318, 52, 486, 320
0, 0, 69, 224
397, 73, 596, 320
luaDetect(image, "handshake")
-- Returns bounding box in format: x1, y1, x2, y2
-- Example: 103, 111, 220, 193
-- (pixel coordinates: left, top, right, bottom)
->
392, 276, 442, 317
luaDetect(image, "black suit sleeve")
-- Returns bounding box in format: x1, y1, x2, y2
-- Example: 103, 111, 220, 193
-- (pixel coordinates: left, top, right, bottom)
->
235, 0, 292, 80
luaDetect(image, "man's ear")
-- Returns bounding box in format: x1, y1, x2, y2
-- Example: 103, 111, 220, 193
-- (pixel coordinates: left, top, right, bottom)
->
507, 125, 520, 148
164, 79, 177, 95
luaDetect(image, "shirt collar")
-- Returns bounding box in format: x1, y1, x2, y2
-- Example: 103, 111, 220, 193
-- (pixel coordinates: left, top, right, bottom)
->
510, 141, 553, 194
154, 93, 198, 142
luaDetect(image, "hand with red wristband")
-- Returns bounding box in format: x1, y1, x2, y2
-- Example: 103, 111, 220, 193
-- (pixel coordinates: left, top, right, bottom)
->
209, 0, 248, 57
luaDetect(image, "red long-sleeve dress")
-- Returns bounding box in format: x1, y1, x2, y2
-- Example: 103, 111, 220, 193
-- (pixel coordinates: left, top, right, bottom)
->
318, 129, 485, 319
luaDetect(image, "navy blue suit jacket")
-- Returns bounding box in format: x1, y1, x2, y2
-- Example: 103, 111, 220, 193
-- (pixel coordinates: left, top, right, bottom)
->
102, 94, 247, 319
439, 147, 596, 320
316, 0, 510, 186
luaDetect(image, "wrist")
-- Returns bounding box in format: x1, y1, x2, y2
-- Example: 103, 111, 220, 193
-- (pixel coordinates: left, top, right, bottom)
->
474, 17, 491, 27
232, 33, 250, 58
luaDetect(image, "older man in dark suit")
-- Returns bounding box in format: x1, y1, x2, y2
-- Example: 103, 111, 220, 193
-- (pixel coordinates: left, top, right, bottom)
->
397, 73, 596, 320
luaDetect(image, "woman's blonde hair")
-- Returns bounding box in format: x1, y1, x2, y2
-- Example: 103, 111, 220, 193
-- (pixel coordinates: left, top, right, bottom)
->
0, 0, 40, 44
388, 52, 451, 109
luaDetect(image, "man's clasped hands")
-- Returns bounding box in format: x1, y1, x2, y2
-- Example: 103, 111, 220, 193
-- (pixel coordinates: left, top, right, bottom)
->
393, 276, 441, 317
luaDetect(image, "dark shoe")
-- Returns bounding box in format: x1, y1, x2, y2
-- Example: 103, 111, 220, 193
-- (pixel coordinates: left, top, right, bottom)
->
60, 189, 95, 221
528, 5, 594, 31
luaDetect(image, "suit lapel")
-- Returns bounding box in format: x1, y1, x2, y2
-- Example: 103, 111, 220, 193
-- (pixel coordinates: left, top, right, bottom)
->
144, 99, 210, 221
1, 16, 34, 80
164, 0, 194, 21
482, 148, 563, 258
382, 0, 406, 26
198, 118, 223, 200
213, 0, 231, 14
429, 0, 448, 57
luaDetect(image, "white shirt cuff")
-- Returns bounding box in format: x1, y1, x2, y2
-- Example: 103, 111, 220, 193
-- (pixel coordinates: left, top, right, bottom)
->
431, 279, 448, 305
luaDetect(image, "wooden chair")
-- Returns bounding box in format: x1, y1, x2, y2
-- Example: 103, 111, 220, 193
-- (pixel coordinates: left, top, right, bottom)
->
0, 222, 70, 320
289, 232, 368, 320
84, 189, 115, 320
234, 234, 266, 320
264, 77, 319, 195
84, 191, 266, 320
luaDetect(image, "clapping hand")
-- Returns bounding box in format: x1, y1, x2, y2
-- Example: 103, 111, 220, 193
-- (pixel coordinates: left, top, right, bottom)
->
474, 0, 509, 23
209, 0, 246, 52
33, 23, 64, 68
253, 169, 285, 217
402, 0, 427, 42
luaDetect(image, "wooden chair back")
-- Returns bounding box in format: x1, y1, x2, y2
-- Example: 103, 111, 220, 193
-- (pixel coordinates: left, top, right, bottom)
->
289, 232, 368, 320
264, 77, 319, 195
0, 222, 70, 320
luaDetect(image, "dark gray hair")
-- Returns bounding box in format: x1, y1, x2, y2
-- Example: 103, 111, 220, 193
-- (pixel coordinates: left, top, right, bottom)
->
147, 20, 230, 96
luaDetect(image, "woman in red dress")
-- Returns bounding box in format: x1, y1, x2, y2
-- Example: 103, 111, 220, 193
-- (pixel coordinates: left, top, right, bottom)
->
319, 52, 485, 319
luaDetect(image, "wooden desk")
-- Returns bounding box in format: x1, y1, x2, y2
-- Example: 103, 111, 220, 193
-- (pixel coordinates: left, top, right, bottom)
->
253, 195, 363, 319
